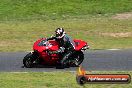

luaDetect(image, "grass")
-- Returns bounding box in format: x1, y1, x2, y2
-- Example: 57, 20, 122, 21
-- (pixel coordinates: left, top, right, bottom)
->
0, 71, 132, 88
0, 0, 132, 52
0, 17, 132, 52
0, 0, 132, 21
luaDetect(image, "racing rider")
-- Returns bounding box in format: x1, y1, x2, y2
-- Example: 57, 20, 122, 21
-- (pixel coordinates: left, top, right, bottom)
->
47, 28, 75, 67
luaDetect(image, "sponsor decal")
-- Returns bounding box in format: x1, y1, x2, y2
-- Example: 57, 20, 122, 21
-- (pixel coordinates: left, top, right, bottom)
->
76, 66, 131, 85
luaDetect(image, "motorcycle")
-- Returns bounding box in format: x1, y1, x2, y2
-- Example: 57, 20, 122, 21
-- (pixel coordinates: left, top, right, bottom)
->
23, 38, 89, 68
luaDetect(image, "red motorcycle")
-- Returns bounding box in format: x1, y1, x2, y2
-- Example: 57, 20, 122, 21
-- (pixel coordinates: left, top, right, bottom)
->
23, 38, 89, 68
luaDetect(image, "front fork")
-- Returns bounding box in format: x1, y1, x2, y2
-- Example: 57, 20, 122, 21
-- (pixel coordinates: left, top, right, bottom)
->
31, 51, 40, 64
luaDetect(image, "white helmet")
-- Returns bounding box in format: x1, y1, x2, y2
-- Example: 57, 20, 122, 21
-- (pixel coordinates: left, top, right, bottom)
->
55, 28, 66, 39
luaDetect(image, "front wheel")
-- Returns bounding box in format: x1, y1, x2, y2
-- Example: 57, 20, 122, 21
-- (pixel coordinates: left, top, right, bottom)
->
23, 52, 35, 68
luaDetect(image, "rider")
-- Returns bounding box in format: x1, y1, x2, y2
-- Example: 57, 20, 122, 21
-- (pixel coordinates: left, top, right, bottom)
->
47, 28, 75, 67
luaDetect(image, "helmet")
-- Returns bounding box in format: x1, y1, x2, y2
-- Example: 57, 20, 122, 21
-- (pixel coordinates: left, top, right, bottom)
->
55, 28, 66, 39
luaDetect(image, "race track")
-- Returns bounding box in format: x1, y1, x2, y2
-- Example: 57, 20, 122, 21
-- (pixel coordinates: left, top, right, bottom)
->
0, 49, 132, 72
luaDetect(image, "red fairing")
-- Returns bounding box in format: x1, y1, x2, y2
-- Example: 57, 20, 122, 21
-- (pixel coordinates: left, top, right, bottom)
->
74, 39, 87, 51
32, 38, 88, 65
33, 38, 59, 52
33, 38, 59, 65
33, 38, 45, 52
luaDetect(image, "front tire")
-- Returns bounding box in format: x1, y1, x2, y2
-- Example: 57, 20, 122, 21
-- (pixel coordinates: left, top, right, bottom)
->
23, 52, 35, 68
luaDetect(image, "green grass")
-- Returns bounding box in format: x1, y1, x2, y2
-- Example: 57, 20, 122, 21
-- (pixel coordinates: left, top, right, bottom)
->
0, 71, 132, 88
0, 0, 132, 52
0, 17, 132, 52
0, 0, 132, 21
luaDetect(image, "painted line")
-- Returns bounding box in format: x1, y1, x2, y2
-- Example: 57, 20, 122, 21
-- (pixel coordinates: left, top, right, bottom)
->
9, 71, 77, 73
106, 49, 121, 50
27, 51, 33, 52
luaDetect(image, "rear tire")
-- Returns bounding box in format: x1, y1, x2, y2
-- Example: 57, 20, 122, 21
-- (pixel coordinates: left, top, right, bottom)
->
23, 52, 35, 68
72, 51, 84, 66
58, 51, 84, 68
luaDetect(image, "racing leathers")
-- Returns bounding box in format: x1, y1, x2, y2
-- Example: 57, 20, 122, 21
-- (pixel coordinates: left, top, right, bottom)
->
47, 34, 75, 65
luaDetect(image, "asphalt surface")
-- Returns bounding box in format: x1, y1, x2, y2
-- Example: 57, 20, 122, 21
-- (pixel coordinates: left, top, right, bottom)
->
0, 49, 132, 72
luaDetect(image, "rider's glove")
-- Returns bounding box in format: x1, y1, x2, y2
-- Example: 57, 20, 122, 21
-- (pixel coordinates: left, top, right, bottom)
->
58, 47, 65, 53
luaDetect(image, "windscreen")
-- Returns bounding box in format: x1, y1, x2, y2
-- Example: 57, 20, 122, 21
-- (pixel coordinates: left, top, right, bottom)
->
38, 40, 50, 46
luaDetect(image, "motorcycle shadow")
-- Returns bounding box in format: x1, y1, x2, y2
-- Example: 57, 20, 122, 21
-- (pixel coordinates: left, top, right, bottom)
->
22, 63, 79, 69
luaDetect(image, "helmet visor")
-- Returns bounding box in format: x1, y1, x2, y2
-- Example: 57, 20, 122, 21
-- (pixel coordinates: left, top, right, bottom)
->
55, 32, 61, 38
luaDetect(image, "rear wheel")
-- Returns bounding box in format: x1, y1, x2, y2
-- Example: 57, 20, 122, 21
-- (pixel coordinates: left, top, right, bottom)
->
23, 52, 35, 68
58, 51, 84, 68
72, 51, 84, 66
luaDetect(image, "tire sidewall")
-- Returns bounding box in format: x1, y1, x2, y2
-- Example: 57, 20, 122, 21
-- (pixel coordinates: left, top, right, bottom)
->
73, 51, 84, 66
23, 52, 34, 68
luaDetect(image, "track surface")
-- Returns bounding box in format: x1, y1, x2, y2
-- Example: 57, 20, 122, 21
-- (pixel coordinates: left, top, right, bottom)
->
0, 49, 132, 72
